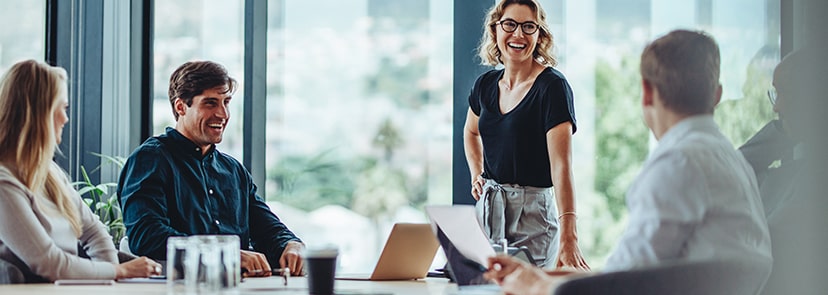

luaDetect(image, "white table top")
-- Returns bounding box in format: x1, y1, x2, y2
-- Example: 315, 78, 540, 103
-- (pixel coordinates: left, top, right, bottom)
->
0, 276, 470, 295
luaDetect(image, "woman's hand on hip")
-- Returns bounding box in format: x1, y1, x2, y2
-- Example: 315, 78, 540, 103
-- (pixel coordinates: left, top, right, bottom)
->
471, 175, 485, 201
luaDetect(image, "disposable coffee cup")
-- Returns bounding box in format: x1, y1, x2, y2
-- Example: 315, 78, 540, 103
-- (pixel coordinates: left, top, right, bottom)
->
304, 246, 339, 295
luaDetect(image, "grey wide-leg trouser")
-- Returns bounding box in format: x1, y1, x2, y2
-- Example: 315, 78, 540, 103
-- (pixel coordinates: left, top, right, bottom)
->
475, 178, 559, 268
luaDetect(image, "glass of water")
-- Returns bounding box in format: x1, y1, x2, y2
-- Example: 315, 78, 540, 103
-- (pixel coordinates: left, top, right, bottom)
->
167, 235, 241, 293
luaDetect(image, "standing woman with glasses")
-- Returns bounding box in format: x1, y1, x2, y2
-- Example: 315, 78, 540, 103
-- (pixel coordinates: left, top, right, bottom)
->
0, 60, 161, 282
463, 0, 589, 270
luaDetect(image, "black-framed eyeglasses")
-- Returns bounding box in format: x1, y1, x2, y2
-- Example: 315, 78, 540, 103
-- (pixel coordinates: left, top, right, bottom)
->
767, 87, 778, 106
494, 19, 539, 35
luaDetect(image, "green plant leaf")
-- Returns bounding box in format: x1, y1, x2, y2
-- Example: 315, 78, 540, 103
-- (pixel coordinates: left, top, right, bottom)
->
77, 186, 98, 196
73, 152, 128, 246
95, 184, 111, 195
87, 152, 127, 174
91, 152, 126, 167
109, 222, 125, 230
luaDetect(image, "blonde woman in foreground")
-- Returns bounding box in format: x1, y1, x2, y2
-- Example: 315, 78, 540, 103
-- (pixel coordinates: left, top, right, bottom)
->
0, 60, 161, 282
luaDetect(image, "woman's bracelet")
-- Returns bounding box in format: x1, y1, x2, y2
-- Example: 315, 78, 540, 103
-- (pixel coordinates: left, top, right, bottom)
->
558, 211, 577, 220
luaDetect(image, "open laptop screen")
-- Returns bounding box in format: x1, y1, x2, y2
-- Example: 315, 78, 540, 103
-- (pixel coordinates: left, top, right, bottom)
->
436, 225, 494, 287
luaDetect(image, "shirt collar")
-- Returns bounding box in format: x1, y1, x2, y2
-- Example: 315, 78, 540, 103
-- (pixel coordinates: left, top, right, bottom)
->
164, 127, 216, 159
653, 115, 719, 153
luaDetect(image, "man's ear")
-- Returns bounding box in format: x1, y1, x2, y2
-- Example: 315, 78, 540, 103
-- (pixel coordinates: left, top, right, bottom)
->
641, 79, 655, 107
173, 98, 187, 117
713, 83, 722, 106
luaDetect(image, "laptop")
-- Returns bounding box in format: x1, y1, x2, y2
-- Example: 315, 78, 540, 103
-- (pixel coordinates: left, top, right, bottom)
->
336, 223, 440, 281
425, 205, 502, 293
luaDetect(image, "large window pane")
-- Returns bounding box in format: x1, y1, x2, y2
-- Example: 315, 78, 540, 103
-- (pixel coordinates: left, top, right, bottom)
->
542, 0, 779, 268
153, 0, 245, 160
0, 1, 44, 71
710, 0, 780, 146
266, 0, 453, 272
148, 0, 778, 273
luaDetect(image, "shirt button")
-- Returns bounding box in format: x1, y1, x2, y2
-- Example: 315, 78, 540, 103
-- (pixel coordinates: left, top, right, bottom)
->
215, 220, 220, 225
196, 147, 200, 152
208, 189, 214, 195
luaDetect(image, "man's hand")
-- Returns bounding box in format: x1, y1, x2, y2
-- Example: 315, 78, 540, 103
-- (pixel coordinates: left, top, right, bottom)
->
241, 250, 271, 277
280, 241, 305, 276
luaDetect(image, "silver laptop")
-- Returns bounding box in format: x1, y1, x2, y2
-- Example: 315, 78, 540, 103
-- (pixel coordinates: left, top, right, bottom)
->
425, 205, 502, 294
336, 223, 439, 281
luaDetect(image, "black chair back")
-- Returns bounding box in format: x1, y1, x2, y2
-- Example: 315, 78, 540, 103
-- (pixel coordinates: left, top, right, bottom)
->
0, 257, 24, 284
554, 259, 770, 295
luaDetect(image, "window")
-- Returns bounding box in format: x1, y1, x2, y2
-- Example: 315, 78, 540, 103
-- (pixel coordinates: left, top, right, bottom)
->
147, 0, 778, 272
0, 1, 45, 71
265, 0, 453, 272
538, 0, 779, 267
153, 0, 246, 160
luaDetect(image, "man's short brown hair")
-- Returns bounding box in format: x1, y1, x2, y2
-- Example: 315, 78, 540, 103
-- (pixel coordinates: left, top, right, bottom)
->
640, 30, 720, 115
168, 61, 237, 120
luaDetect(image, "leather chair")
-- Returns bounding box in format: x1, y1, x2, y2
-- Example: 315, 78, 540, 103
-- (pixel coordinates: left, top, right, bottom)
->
78, 243, 137, 263
0, 243, 137, 284
553, 259, 770, 295
0, 257, 24, 284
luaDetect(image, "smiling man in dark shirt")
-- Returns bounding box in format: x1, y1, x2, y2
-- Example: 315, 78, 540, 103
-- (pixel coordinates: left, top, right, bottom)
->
117, 61, 304, 276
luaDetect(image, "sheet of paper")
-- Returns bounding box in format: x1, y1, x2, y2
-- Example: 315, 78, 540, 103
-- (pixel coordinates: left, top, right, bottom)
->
54, 279, 115, 285
115, 277, 166, 284
425, 205, 495, 267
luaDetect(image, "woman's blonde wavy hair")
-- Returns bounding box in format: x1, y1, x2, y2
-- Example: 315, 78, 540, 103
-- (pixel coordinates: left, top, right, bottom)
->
0, 60, 82, 236
478, 0, 557, 67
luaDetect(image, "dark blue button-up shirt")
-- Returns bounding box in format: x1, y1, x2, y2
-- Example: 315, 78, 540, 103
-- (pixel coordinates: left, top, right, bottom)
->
118, 127, 300, 265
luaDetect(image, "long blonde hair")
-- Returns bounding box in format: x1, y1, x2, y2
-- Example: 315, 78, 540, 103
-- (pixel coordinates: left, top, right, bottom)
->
0, 60, 81, 236
478, 0, 557, 67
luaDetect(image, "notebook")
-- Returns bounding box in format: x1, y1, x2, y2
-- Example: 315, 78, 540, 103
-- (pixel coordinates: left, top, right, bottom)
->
336, 223, 440, 281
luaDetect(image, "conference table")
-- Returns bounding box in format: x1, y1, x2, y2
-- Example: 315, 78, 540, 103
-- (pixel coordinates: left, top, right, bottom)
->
0, 276, 475, 295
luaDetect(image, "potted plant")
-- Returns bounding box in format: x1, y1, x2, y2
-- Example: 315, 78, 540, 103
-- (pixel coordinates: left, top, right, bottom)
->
71, 153, 126, 247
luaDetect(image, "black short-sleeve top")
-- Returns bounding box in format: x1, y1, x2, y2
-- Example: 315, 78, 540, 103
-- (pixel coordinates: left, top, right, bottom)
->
469, 67, 577, 188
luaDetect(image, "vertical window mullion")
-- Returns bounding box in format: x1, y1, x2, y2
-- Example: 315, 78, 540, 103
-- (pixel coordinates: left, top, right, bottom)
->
243, 0, 268, 198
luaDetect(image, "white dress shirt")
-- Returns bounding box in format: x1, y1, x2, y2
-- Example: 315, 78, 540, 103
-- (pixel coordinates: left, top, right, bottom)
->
604, 115, 772, 272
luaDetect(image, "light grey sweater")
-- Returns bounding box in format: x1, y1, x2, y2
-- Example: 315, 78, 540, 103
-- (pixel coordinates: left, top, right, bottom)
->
0, 164, 117, 281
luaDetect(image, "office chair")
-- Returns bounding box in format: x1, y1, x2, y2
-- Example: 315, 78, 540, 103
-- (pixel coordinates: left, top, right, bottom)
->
554, 259, 770, 295
0, 257, 24, 284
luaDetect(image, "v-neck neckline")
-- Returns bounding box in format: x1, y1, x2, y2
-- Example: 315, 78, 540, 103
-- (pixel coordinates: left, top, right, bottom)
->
495, 68, 547, 116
